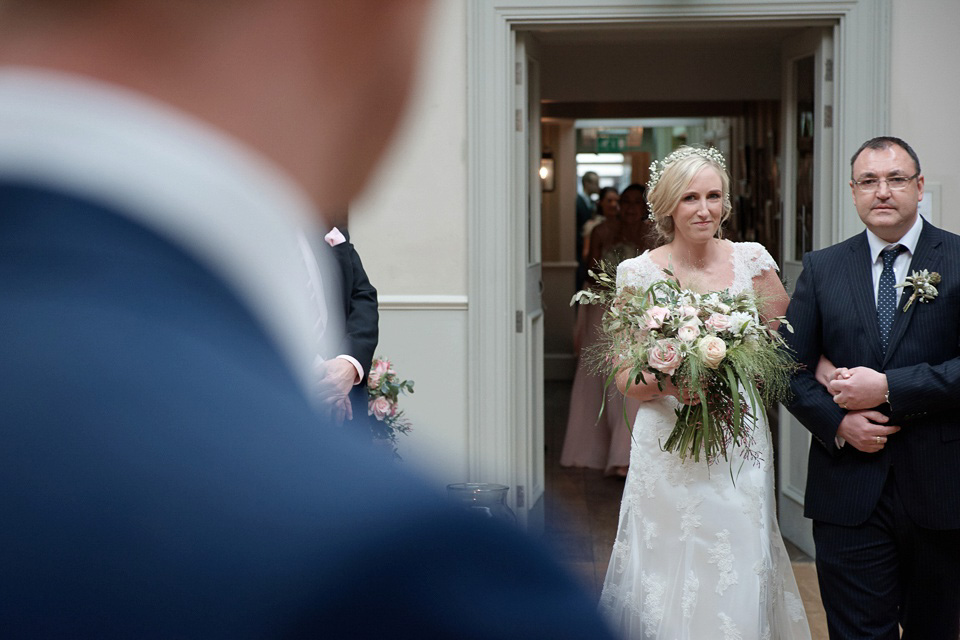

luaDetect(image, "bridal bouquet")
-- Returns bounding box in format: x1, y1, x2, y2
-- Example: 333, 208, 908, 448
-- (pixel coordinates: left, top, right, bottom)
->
572, 263, 796, 465
367, 357, 415, 459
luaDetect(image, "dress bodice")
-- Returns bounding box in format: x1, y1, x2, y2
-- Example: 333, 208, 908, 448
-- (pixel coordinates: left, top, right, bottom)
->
615, 241, 778, 297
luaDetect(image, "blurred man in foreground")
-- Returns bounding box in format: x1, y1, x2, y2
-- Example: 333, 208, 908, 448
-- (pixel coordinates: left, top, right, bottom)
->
0, 3, 615, 638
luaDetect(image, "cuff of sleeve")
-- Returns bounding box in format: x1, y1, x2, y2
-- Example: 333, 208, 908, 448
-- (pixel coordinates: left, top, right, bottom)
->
835, 435, 846, 448
336, 355, 363, 385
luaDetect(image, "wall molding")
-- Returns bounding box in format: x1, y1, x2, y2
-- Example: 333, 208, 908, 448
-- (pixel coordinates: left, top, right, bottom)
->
378, 295, 468, 311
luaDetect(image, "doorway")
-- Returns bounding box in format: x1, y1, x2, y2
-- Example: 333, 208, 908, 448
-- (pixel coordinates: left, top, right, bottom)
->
466, 1, 891, 536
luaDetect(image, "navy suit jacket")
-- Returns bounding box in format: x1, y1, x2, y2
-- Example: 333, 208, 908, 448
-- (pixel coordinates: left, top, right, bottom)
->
0, 183, 615, 639
784, 220, 960, 529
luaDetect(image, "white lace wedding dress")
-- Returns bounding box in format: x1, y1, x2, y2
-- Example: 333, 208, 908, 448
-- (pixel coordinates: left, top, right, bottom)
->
598, 242, 811, 640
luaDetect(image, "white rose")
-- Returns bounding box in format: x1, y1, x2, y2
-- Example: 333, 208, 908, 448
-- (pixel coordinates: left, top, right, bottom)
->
697, 336, 727, 369
677, 322, 700, 343
729, 311, 755, 335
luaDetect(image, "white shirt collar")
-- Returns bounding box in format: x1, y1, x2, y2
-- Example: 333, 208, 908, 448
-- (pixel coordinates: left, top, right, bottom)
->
865, 214, 924, 263
0, 67, 331, 395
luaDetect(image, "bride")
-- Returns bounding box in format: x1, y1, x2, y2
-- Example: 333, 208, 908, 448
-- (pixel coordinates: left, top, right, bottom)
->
598, 147, 811, 639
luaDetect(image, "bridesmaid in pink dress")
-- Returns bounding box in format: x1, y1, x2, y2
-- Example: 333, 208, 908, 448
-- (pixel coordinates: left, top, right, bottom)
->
561, 184, 654, 476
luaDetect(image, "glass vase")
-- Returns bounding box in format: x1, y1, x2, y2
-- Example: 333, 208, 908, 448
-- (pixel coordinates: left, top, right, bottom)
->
446, 482, 517, 526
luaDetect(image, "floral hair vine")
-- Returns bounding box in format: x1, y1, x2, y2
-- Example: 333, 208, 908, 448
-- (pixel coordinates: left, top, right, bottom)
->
647, 146, 728, 221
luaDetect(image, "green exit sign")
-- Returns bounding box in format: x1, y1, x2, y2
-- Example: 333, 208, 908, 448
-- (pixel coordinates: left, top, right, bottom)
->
596, 134, 626, 153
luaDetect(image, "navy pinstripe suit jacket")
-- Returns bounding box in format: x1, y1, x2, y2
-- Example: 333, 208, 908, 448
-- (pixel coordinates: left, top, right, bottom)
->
784, 219, 960, 529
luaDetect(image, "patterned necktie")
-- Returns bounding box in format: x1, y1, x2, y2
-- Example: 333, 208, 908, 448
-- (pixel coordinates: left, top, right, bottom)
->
877, 244, 905, 353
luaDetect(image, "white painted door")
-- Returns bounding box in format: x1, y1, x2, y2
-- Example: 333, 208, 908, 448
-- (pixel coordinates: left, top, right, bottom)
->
512, 33, 546, 530
778, 27, 836, 557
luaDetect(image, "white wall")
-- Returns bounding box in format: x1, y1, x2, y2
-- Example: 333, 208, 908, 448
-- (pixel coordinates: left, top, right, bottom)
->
350, 0, 468, 296
348, 1, 470, 485
890, 0, 960, 234
376, 302, 469, 485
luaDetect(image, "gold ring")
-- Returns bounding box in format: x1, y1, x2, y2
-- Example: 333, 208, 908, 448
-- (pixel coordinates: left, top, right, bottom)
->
841, 403, 847, 409
876, 436, 882, 445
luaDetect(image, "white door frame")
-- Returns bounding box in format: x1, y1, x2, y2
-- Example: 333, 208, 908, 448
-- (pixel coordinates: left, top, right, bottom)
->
778, 26, 837, 557
466, 0, 892, 509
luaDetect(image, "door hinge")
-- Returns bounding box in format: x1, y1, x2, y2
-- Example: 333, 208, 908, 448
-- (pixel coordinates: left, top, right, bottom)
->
516, 485, 525, 508
823, 104, 833, 129
515, 310, 524, 333
824, 59, 833, 82
515, 61, 523, 85
515, 109, 523, 132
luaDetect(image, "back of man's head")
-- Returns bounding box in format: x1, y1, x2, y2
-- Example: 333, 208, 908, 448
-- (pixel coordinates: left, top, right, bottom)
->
581, 171, 599, 195
0, 0, 433, 216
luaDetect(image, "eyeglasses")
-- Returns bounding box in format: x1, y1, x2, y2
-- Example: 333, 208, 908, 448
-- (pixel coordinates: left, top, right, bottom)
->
852, 173, 919, 193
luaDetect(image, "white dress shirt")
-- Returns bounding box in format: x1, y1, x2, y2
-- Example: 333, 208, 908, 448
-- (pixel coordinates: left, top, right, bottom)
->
865, 214, 924, 307
0, 67, 335, 397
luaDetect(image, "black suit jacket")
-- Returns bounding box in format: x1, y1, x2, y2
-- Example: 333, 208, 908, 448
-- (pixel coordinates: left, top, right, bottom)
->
784, 220, 960, 529
328, 229, 378, 384
325, 229, 378, 427
0, 183, 616, 639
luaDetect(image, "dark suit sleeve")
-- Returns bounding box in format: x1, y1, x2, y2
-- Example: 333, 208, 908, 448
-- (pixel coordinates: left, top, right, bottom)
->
782, 252, 845, 454
336, 236, 378, 382
885, 350, 960, 420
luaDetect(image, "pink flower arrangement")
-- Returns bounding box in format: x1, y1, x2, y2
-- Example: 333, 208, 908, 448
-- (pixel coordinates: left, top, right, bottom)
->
366, 357, 414, 459
571, 262, 796, 465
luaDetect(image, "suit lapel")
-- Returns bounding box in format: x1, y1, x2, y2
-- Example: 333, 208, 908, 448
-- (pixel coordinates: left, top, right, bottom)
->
846, 232, 884, 364
882, 221, 943, 367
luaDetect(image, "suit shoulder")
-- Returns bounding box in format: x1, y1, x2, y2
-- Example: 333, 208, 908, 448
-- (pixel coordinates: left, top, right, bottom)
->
804, 234, 863, 263
932, 224, 960, 246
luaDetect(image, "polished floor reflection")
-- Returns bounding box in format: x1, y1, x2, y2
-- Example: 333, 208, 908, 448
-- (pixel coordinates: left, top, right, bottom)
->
541, 380, 829, 639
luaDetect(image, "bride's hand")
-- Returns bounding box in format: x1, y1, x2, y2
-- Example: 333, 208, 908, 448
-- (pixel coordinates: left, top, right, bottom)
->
815, 356, 848, 395
659, 377, 701, 406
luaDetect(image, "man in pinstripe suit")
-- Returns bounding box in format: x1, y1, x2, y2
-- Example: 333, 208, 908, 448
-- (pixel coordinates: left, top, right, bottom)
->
784, 137, 960, 639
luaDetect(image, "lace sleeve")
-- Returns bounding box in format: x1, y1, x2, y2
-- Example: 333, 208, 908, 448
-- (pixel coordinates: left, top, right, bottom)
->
616, 254, 649, 292
740, 242, 778, 277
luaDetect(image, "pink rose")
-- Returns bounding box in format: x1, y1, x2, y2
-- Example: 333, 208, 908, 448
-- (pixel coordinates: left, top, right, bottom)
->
697, 335, 727, 369
677, 322, 700, 343
648, 338, 683, 376
705, 313, 733, 333
367, 371, 382, 389
369, 396, 392, 420
644, 306, 670, 330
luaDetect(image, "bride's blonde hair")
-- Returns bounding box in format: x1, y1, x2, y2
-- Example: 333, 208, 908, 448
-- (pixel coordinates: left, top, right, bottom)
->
646, 146, 732, 245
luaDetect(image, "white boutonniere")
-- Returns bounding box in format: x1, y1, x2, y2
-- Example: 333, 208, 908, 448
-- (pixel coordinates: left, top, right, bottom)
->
896, 269, 941, 311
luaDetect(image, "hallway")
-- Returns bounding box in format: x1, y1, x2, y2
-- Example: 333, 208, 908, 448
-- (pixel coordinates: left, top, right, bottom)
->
541, 380, 829, 637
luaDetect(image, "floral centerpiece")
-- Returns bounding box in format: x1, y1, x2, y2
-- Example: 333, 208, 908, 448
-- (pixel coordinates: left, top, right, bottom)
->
367, 357, 415, 459
572, 263, 796, 466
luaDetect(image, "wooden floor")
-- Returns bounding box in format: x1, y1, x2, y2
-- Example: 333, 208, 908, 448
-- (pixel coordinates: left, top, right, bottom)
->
540, 380, 830, 639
